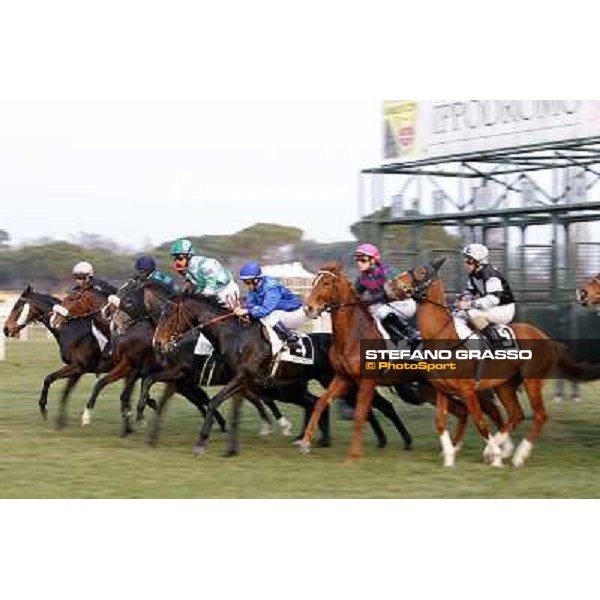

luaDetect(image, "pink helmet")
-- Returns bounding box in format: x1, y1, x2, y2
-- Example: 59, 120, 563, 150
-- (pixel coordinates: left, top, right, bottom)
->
354, 243, 381, 262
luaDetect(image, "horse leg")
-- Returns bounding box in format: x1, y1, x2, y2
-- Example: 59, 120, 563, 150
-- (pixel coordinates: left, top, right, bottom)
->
82, 358, 130, 426
436, 390, 456, 467
38, 363, 80, 419
193, 376, 247, 454
138, 365, 185, 420
136, 374, 156, 422
299, 375, 351, 454
486, 384, 523, 460
366, 409, 387, 449
256, 393, 280, 436
447, 396, 468, 452
246, 394, 274, 436
347, 379, 377, 461
372, 390, 413, 450
513, 379, 547, 467
461, 384, 502, 467
262, 391, 293, 437
119, 371, 138, 437
223, 395, 243, 458
146, 382, 177, 446
55, 371, 83, 429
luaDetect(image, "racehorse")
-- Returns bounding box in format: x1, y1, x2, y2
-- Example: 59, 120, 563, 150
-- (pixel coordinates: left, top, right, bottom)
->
104, 278, 306, 444
153, 292, 415, 456
385, 258, 600, 467
300, 262, 508, 463
51, 280, 242, 437
3, 284, 107, 427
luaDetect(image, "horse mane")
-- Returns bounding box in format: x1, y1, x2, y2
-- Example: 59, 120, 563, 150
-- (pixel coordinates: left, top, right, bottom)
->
25, 289, 60, 306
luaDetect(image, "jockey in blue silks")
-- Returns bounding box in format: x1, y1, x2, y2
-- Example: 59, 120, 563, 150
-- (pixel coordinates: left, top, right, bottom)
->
233, 262, 305, 350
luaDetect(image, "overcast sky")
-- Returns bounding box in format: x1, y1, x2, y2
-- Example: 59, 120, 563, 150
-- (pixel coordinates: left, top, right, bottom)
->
0, 3, 393, 249
1, 2, 594, 250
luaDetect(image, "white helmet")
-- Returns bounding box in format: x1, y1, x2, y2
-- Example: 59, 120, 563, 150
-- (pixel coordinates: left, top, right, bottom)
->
462, 243, 489, 264
72, 261, 95, 277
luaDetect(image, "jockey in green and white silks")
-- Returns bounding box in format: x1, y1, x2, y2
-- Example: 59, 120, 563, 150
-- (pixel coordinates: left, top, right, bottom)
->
170, 238, 240, 355
170, 238, 239, 306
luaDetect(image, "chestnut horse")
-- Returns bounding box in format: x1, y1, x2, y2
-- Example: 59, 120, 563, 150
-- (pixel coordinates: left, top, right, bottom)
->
385, 259, 600, 467
301, 262, 509, 463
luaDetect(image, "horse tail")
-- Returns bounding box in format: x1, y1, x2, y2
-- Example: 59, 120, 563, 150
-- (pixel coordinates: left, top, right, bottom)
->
556, 345, 600, 381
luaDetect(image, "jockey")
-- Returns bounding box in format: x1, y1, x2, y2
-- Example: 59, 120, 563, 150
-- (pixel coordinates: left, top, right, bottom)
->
134, 255, 178, 295
170, 238, 239, 307
455, 243, 516, 348
353, 243, 420, 349
71, 261, 116, 296
234, 262, 305, 351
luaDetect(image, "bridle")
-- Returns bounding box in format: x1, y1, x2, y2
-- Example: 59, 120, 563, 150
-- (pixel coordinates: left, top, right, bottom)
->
310, 269, 364, 313
157, 295, 249, 350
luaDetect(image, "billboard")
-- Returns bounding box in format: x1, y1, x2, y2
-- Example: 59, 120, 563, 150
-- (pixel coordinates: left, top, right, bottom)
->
383, 100, 600, 162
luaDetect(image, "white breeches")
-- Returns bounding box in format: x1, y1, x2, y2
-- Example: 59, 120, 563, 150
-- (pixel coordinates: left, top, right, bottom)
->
369, 299, 417, 320
461, 303, 515, 327
261, 307, 307, 330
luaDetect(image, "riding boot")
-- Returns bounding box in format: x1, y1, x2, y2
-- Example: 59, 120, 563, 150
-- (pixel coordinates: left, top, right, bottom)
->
381, 314, 421, 351
272, 321, 301, 352
480, 324, 503, 350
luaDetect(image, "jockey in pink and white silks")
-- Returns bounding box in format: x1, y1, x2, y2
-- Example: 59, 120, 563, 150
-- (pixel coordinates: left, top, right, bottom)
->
353, 243, 420, 349
455, 243, 516, 348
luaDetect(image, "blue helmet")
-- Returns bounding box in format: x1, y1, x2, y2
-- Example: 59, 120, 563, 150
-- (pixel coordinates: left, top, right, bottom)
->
135, 255, 156, 272
240, 262, 263, 280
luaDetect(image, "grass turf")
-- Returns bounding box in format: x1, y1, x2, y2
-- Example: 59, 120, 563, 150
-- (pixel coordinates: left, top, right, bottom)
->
1, 338, 600, 498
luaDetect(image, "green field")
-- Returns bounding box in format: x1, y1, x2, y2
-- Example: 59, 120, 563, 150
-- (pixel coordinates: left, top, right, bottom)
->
1, 338, 600, 498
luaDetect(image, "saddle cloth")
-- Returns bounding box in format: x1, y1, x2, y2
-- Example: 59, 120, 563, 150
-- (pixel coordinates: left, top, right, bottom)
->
91, 322, 109, 352
194, 332, 214, 356
264, 324, 314, 366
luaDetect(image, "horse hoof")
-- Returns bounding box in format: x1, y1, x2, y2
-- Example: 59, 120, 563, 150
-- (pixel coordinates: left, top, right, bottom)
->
442, 453, 456, 467
376, 439, 387, 449
297, 440, 311, 454
403, 441, 413, 451
259, 423, 272, 436
120, 424, 134, 438
193, 444, 207, 456
222, 449, 239, 458
81, 409, 91, 426
55, 416, 67, 430
278, 417, 293, 436
39, 407, 48, 420
317, 438, 331, 448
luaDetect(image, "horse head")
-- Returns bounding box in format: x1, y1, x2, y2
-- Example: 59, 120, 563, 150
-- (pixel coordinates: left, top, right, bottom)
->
304, 262, 354, 318
3, 284, 56, 337
50, 285, 107, 330
577, 272, 600, 307
386, 257, 446, 303
154, 294, 200, 354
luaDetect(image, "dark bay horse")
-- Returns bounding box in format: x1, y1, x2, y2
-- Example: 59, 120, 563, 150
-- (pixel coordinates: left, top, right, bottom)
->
3, 284, 107, 427
386, 259, 600, 467
153, 293, 415, 456
300, 262, 507, 462
105, 278, 301, 444
52, 279, 238, 437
